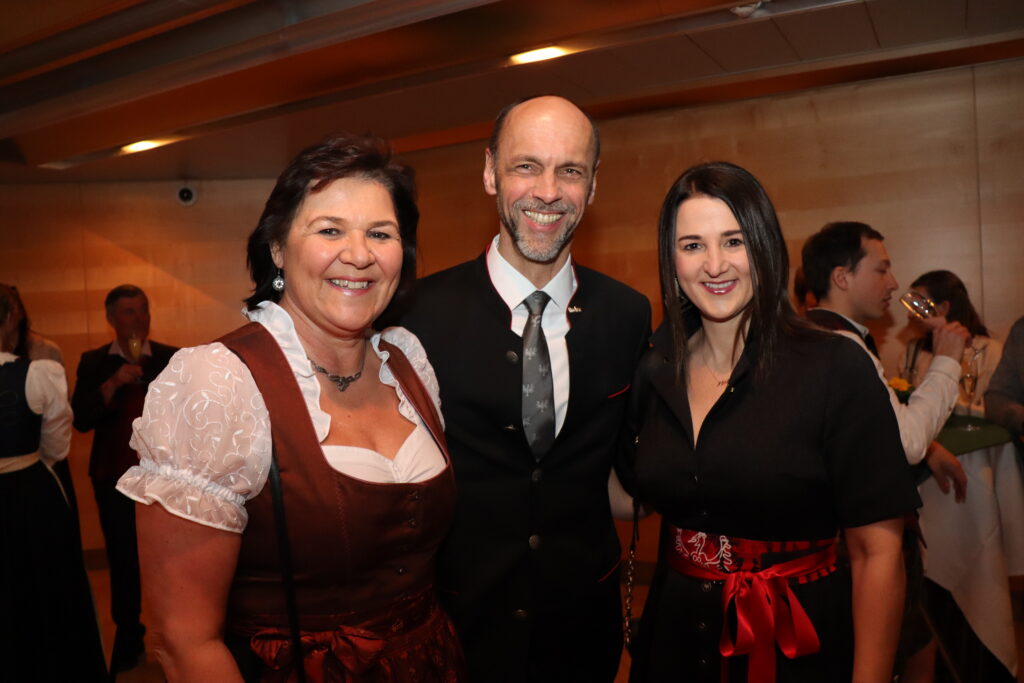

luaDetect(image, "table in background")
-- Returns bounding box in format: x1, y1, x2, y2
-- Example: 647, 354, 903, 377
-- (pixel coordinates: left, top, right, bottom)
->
919, 415, 1024, 676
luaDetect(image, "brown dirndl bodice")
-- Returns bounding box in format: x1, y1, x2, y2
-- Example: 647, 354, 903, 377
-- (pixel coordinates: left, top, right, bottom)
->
217, 323, 464, 682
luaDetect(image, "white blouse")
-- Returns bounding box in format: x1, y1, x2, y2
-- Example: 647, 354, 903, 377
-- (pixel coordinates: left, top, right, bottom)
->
117, 302, 445, 534
0, 352, 71, 466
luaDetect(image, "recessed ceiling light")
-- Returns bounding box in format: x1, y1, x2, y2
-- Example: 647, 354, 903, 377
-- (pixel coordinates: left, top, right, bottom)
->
121, 139, 169, 154
509, 46, 570, 65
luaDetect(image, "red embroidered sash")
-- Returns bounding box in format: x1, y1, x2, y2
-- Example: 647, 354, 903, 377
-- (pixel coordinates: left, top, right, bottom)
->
666, 527, 838, 683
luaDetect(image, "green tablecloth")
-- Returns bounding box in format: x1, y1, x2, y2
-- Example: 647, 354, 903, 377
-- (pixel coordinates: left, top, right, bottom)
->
936, 415, 1014, 455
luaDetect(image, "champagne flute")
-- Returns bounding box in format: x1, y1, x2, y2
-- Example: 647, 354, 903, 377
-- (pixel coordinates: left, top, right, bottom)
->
126, 332, 143, 363
959, 351, 980, 431
899, 291, 938, 320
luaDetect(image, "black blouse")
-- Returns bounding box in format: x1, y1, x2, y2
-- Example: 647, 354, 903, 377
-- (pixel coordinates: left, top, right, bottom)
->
630, 324, 921, 541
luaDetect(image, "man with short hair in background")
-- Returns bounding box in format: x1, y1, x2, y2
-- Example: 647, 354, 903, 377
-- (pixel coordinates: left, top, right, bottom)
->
401, 95, 651, 682
72, 284, 177, 673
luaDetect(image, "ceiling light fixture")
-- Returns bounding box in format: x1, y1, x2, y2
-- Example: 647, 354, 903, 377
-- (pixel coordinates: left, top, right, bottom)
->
120, 139, 170, 154
509, 46, 570, 65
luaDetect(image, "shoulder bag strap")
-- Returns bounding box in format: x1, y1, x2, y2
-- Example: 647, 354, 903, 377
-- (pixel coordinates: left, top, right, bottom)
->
268, 446, 306, 683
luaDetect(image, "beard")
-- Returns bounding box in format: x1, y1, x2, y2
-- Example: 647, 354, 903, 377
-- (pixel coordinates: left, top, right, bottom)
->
495, 194, 584, 265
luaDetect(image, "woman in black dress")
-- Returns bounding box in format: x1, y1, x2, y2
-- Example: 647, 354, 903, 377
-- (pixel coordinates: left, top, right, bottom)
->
626, 162, 920, 682
0, 284, 107, 682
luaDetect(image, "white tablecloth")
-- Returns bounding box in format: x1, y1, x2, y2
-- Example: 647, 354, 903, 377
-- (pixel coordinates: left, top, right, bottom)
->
919, 440, 1024, 675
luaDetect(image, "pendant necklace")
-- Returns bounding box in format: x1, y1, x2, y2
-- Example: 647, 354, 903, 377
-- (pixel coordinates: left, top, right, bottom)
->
701, 344, 731, 388
308, 343, 367, 393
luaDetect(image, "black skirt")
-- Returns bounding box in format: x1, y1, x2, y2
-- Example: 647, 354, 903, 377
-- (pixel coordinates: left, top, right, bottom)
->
0, 460, 107, 682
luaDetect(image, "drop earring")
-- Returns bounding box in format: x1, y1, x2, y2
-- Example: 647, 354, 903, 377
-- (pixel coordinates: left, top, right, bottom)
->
272, 269, 285, 292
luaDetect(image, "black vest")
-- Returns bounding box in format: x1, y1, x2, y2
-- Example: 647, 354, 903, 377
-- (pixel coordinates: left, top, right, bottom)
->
0, 357, 42, 458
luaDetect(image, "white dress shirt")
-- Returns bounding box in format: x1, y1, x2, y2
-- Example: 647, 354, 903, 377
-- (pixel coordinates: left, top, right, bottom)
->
810, 309, 959, 464
0, 352, 71, 466
486, 235, 578, 435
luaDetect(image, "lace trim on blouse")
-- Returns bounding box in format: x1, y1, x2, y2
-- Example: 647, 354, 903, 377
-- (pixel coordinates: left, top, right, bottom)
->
117, 301, 442, 533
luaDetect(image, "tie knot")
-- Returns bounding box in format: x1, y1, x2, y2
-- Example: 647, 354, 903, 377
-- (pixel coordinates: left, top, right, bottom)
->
524, 291, 551, 316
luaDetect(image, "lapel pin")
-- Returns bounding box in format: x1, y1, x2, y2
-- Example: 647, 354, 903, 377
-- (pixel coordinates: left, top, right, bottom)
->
568, 306, 582, 314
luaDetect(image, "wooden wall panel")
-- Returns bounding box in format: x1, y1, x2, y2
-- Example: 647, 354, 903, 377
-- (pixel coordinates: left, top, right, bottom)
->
2, 59, 1022, 556
976, 59, 1024, 343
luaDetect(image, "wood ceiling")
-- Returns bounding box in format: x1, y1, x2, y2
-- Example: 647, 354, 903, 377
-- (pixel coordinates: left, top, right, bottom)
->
2, 0, 1022, 183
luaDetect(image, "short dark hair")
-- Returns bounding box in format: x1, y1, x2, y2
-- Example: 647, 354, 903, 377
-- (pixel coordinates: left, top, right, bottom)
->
801, 221, 884, 302
487, 95, 601, 170
104, 284, 147, 314
657, 161, 807, 380
912, 270, 989, 340
244, 133, 418, 318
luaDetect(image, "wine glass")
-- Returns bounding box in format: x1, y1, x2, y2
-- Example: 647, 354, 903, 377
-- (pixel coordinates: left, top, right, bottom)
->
959, 350, 981, 431
126, 332, 142, 363
899, 291, 938, 320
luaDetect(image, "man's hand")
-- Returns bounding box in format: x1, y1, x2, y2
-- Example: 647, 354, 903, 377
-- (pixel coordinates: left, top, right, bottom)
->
925, 441, 967, 503
928, 320, 971, 361
101, 363, 143, 404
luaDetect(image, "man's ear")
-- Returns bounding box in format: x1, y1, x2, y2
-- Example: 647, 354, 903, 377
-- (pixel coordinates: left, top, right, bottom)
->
587, 160, 599, 206
830, 265, 851, 293
270, 242, 284, 269
483, 149, 497, 196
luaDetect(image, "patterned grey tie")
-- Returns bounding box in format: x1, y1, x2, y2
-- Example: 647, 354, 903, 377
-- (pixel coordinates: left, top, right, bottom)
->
522, 291, 555, 459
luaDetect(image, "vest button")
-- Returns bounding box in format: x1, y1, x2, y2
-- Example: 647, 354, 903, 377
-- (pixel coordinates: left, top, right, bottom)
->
531, 468, 542, 483
505, 350, 519, 364
528, 534, 541, 550
701, 581, 714, 593
395, 565, 407, 575
696, 621, 707, 632
513, 609, 528, 621
407, 517, 418, 528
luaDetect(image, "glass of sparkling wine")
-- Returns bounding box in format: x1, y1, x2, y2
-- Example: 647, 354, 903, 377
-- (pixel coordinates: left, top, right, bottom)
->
899, 291, 937, 320
126, 333, 143, 365
959, 352, 980, 431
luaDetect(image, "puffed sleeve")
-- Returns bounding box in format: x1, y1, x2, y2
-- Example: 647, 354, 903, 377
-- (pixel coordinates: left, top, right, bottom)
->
25, 359, 72, 464
379, 326, 443, 425
116, 343, 272, 533
823, 336, 921, 528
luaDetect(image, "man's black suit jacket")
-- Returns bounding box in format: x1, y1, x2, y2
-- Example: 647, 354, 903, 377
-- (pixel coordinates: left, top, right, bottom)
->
71, 341, 177, 482
401, 254, 651, 682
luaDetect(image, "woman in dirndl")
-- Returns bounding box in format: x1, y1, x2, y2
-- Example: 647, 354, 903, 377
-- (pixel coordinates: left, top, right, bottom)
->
119, 134, 464, 682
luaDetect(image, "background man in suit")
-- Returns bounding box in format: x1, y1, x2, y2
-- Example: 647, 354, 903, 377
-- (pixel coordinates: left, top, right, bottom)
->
801, 221, 969, 468
401, 95, 651, 682
72, 284, 177, 673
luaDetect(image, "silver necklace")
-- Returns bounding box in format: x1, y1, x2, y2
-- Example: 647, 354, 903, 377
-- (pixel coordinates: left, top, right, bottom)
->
308, 345, 366, 393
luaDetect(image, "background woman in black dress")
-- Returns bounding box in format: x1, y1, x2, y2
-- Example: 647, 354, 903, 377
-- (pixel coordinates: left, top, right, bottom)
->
626, 162, 921, 682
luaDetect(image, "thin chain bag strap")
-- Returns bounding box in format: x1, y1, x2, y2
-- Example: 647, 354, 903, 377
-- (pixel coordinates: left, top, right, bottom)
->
623, 496, 641, 651
268, 448, 307, 683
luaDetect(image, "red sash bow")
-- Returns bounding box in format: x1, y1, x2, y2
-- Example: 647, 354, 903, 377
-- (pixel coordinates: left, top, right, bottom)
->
250, 626, 387, 682
667, 537, 837, 683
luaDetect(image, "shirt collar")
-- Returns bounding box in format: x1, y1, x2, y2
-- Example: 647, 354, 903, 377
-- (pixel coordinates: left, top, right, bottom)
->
809, 307, 870, 338
108, 338, 152, 360
485, 235, 577, 312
